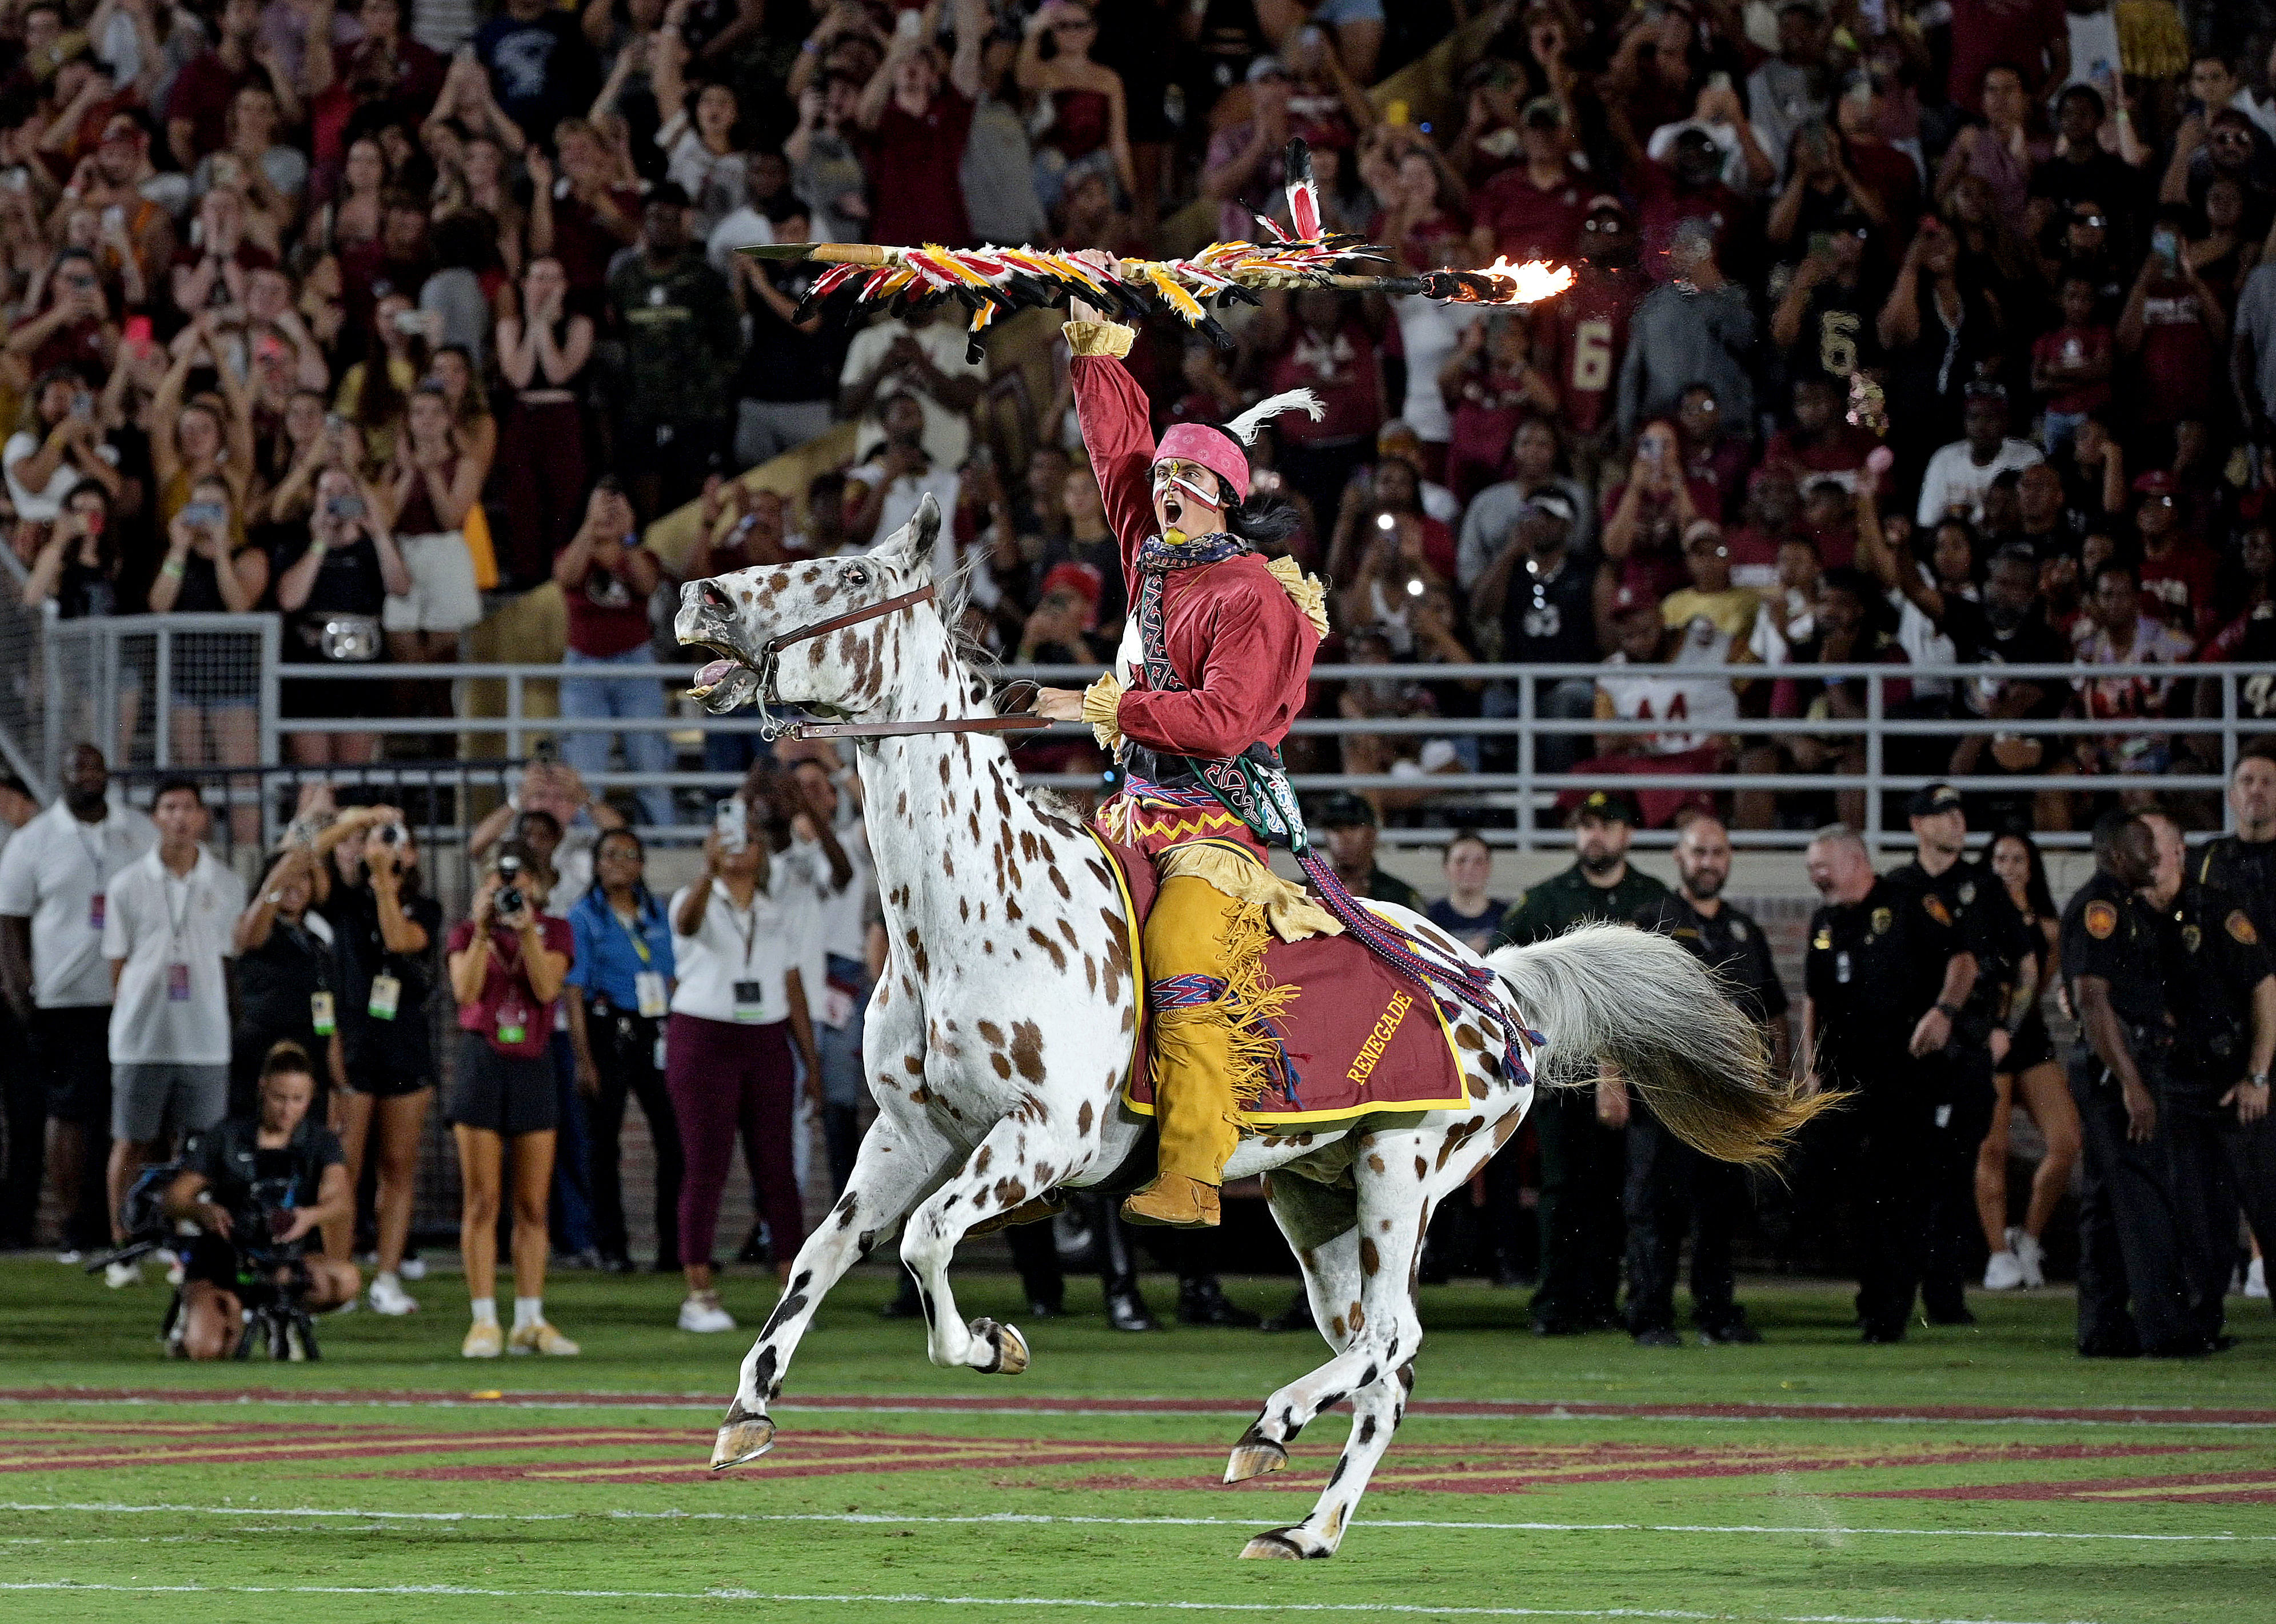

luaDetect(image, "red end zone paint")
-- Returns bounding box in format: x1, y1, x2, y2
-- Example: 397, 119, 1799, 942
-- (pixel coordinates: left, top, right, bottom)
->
5, 1389, 2273, 1426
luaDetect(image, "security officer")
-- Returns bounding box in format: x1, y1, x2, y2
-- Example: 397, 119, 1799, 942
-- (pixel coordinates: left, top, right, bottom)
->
2142, 810, 2273, 1339
1628, 813, 1787, 1346
1880, 783, 2026, 1326
2199, 749, 2276, 945
1800, 823, 1972, 1343
1494, 789, 1670, 1335
2062, 810, 2215, 1358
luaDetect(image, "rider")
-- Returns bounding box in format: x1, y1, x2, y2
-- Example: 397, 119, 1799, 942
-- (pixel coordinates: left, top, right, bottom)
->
1035, 266, 1340, 1231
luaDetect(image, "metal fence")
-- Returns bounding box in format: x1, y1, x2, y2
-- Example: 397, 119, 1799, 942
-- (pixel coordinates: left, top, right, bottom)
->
268, 657, 2274, 850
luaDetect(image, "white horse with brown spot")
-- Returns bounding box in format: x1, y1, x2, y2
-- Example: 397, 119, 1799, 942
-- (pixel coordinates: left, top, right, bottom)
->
676, 495, 1823, 1559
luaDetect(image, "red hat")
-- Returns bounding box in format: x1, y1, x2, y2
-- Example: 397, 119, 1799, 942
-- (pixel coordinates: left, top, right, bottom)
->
1038, 561, 1103, 631
1153, 390, 1325, 510
2131, 470, 2177, 497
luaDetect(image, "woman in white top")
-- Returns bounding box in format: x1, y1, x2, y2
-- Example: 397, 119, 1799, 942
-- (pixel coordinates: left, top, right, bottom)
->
666, 799, 820, 1333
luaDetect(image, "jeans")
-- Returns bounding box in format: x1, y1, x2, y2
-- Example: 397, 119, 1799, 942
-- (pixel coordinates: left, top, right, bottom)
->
560, 645, 675, 829
548, 1031, 597, 1257
734, 399, 835, 467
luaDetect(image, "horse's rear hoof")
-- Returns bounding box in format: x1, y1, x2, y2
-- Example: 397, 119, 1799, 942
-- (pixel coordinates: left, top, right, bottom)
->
1238, 1527, 1317, 1559
710, 1405, 776, 1470
972, 1317, 1029, 1375
1224, 1434, 1288, 1483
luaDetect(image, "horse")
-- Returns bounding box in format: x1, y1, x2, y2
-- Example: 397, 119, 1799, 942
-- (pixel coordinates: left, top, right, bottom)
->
673, 494, 1819, 1559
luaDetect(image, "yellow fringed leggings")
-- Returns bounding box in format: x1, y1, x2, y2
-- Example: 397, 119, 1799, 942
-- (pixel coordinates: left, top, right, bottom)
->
1141, 874, 1296, 1189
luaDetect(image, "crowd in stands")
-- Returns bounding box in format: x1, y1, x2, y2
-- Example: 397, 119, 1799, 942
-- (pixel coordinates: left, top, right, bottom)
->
6, 0, 2275, 840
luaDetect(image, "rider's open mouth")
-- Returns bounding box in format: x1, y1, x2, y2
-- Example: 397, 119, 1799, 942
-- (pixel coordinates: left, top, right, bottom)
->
1161, 493, 1185, 530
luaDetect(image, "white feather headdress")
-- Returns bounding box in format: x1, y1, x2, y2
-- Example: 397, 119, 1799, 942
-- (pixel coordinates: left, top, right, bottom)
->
1224, 390, 1325, 445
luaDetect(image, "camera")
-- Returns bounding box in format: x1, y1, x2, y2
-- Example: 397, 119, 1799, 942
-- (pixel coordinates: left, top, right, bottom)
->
495, 854, 526, 918
324, 493, 365, 521
374, 819, 408, 847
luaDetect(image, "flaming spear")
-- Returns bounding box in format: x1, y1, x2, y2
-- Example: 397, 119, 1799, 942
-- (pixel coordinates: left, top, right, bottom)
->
740, 140, 1574, 361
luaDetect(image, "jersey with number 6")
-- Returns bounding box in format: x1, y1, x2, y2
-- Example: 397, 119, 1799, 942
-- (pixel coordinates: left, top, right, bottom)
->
1546, 265, 1650, 439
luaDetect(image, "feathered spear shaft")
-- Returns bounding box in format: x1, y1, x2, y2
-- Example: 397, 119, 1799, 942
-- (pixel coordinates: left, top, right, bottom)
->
742, 140, 1574, 362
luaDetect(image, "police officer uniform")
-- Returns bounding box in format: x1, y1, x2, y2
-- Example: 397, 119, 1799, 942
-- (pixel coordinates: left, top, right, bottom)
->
2198, 834, 2276, 944
1880, 848, 2028, 1323
1628, 890, 1787, 1342
1494, 791, 1670, 1334
2154, 879, 2274, 1336
1804, 874, 1964, 1341
2061, 868, 2213, 1357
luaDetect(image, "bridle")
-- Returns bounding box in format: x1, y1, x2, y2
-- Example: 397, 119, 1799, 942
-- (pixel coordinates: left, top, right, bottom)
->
730, 580, 1051, 742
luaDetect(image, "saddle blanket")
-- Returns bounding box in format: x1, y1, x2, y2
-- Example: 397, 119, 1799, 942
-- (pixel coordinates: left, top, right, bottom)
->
1087, 830, 1470, 1126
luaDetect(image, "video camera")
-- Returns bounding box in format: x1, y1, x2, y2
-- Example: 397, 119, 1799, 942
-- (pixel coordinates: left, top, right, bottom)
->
88, 1161, 325, 1360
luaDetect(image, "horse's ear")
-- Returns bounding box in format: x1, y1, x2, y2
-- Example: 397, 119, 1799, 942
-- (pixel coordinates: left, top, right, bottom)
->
871, 492, 942, 577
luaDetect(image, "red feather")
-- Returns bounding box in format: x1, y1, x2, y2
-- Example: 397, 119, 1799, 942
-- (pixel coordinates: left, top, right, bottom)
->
1288, 174, 1321, 242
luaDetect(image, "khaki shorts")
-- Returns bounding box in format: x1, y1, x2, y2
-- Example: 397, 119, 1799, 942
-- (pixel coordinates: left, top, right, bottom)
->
382, 531, 482, 634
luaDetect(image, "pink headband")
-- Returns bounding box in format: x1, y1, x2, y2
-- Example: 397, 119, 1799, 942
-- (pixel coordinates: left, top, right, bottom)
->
1153, 424, 1249, 507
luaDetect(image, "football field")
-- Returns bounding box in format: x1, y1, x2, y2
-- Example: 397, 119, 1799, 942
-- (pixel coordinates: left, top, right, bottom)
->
0, 1258, 2269, 1622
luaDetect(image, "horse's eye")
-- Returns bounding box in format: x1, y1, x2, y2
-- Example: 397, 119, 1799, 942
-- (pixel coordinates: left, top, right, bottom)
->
844, 565, 868, 587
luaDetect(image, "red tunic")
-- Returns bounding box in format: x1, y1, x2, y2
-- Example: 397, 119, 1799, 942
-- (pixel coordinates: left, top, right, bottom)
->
1069, 349, 1319, 760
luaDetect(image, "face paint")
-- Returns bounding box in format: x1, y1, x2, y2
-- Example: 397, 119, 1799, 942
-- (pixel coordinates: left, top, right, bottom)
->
1151, 458, 1221, 514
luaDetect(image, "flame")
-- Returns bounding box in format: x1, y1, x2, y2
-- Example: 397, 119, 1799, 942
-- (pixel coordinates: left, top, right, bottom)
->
1474, 257, 1575, 304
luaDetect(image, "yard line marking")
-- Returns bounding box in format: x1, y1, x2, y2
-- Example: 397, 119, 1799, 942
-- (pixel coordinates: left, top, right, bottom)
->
2, 1501, 2269, 1543
0, 1582, 2107, 1622
2, 1387, 2269, 1427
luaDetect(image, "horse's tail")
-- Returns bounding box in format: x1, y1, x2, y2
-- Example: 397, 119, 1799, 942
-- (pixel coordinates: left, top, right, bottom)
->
1487, 922, 1833, 1167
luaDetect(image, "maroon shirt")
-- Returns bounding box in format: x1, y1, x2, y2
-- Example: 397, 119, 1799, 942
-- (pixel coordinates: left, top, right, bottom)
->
1946, 0, 2066, 111
863, 89, 976, 247
448, 915, 574, 1059
1474, 163, 1590, 264
166, 50, 267, 161
564, 554, 656, 658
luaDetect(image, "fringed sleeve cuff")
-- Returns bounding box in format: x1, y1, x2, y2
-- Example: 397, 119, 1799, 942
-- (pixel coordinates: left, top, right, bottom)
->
1083, 671, 1127, 750
1063, 319, 1135, 359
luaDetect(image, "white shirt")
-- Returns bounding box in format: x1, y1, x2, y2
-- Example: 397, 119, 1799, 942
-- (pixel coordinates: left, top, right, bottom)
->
706, 203, 774, 275
1596, 655, 1739, 755
670, 879, 813, 1026
849, 457, 963, 575
1915, 437, 2043, 527
841, 318, 984, 470
2059, 9, 2122, 97
102, 846, 245, 1065
0, 799, 157, 1008
3, 429, 122, 524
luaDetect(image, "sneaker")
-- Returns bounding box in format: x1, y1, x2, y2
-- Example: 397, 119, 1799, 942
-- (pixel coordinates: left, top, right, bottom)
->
398, 1256, 428, 1282
2248, 1257, 2269, 1301
1983, 1250, 2026, 1290
164, 1253, 186, 1287
509, 1320, 581, 1356
678, 1294, 736, 1333
55, 1249, 82, 1266
2014, 1230, 2047, 1289
462, 1322, 503, 1358
369, 1277, 420, 1316
103, 1259, 142, 1289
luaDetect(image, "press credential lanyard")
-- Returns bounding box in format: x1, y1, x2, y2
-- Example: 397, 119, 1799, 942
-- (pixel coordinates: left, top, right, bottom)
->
617, 903, 668, 1018
728, 885, 764, 1023
74, 817, 108, 930
163, 862, 194, 1003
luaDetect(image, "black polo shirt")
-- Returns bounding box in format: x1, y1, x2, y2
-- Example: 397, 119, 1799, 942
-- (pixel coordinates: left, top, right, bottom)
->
2198, 835, 2276, 948
2154, 879, 2273, 1086
1635, 892, 1788, 1027
1804, 877, 1960, 1082
1883, 855, 2030, 1047
2059, 869, 2170, 1033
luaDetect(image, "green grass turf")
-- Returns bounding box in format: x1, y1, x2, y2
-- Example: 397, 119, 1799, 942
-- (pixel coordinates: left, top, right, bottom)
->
0, 1256, 2270, 1623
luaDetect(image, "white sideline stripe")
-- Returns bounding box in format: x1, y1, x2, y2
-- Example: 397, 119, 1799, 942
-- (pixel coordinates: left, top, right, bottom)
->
0, 1502, 2266, 1543
0, 1583, 2103, 1622
7, 1394, 2269, 1430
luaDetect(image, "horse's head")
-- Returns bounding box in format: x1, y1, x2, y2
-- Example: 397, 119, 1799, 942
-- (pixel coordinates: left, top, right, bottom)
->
675, 493, 947, 721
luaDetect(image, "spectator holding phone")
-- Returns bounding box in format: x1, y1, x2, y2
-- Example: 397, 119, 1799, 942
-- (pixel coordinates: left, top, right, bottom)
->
665, 799, 821, 1332
22, 479, 122, 619
5, 366, 122, 523
277, 465, 409, 767
444, 841, 578, 1357
554, 479, 672, 830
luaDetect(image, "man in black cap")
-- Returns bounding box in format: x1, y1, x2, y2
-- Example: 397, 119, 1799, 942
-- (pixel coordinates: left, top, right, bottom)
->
1472, 489, 1599, 775
1493, 789, 1670, 1334
1312, 793, 1421, 910
1880, 782, 2027, 1326
1800, 823, 1974, 1342
1628, 813, 1786, 1345
2062, 810, 2214, 1357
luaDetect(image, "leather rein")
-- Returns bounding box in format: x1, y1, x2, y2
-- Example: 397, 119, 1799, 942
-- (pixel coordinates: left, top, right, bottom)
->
742, 581, 1051, 742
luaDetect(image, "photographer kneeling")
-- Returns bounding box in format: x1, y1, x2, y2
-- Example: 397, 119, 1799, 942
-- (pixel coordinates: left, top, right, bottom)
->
162, 1042, 359, 1359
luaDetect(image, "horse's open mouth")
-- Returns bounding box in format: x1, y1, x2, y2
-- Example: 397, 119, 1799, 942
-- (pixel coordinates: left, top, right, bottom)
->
684, 639, 764, 716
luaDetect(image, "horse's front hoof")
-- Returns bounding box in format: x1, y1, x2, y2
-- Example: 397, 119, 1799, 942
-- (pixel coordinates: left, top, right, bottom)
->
710, 1405, 776, 1470
1237, 1527, 1319, 1559
1224, 1430, 1288, 1483
971, 1318, 1029, 1375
